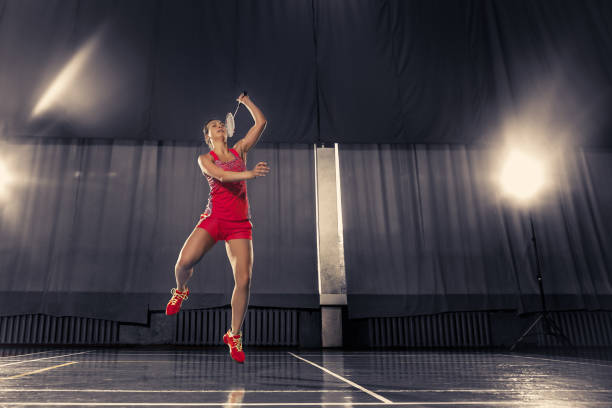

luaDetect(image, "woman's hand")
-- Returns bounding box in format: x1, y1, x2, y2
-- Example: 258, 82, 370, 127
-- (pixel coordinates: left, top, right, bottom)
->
249, 161, 269, 179
237, 91, 266, 129
237, 92, 250, 105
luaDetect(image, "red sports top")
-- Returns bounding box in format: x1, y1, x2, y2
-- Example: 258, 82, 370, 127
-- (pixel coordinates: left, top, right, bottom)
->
201, 148, 251, 220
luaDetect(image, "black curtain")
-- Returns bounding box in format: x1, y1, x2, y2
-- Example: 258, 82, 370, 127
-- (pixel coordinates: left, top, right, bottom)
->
339, 144, 612, 319
315, 0, 612, 145
1, 0, 611, 145
0, 139, 318, 323
0, 0, 317, 143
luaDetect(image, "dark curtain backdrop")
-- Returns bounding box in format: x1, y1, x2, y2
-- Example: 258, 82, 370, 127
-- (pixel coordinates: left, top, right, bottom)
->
0, 0, 611, 145
339, 144, 612, 319
0, 140, 318, 323
2, 0, 612, 322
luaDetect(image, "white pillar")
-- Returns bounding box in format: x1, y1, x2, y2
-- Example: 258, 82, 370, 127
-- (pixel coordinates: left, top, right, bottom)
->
314, 143, 346, 347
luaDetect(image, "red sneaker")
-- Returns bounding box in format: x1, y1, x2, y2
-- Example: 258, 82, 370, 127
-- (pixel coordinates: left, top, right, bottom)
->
165, 288, 189, 315
223, 330, 245, 363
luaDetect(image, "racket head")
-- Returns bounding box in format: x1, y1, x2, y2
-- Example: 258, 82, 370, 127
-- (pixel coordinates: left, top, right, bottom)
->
225, 112, 235, 138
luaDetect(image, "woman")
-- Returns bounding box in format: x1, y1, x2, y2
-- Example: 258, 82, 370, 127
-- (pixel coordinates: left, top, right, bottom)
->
166, 93, 269, 363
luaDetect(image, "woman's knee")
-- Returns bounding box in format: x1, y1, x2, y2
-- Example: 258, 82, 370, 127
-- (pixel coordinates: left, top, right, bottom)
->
234, 269, 252, 289
175, 256, 195, 272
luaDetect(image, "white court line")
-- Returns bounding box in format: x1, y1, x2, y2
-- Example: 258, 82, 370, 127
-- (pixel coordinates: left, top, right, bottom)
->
374, 389, 612, 393
311, 351, 612, 363
301, 361, 528, 365
78, 353, 300, 357
0, 351, 91, 367
97, 352, 479, 356
83, 352, 497, 357
291, 353, 501, 356
0, 389, 353, 393
1, 362, 78, 380
501, 353, 612, 368
4, 402, 612, 406
0, 350, 59, 359
288, 352, 392, 404
21, 360, 307, 364
1, 388, 611, 394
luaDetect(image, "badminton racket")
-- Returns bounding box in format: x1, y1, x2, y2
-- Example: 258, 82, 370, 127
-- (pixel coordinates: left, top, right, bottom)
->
226, 90, 247, 138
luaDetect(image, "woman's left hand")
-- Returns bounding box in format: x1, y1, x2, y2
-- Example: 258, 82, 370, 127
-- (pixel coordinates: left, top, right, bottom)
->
237, 93, 250, 104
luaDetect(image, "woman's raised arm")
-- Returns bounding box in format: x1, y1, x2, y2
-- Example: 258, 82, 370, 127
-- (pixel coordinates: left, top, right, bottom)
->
232, 93, 267, 154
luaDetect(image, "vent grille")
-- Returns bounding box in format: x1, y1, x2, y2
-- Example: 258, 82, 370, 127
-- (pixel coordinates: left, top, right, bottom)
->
536, 311, 612, 347
4, 310, 610, 347
175, 308, 298, 346
0, 314, 119, 345
368, 312, 491, 347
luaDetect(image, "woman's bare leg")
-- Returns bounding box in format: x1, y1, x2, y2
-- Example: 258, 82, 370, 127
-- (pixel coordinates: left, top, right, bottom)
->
225, 239, 253, 333
175, 227, 217, 290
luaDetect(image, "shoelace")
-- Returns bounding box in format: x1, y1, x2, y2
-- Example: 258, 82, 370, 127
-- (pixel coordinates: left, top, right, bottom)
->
169, 288, 188, 305
230, 332, 243, 351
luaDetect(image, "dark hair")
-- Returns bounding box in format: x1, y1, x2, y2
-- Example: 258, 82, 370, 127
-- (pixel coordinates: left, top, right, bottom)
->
202, 119, 217, 150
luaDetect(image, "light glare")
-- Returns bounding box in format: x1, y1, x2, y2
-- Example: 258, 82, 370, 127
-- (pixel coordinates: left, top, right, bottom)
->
500, 150, 546, 201
31, 33, 102, 117
0, 160, 14, 200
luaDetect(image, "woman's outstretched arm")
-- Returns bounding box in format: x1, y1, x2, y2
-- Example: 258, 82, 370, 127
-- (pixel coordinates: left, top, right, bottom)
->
233, 93, 267, 154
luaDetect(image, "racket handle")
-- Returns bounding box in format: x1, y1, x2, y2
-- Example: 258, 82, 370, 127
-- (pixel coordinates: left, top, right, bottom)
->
243, 90, 248, 96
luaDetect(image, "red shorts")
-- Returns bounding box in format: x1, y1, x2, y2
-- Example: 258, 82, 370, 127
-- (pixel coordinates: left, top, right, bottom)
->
196, 216, 253, 242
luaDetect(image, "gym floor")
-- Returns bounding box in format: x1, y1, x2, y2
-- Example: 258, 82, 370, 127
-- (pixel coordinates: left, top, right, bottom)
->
0, 346, 611, 407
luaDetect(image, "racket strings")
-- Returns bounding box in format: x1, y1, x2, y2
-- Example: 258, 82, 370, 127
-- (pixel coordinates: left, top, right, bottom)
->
226, 112, 235, 138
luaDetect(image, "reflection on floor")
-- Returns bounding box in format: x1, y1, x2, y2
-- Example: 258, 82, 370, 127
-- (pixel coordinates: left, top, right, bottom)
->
0, 346, 611, 406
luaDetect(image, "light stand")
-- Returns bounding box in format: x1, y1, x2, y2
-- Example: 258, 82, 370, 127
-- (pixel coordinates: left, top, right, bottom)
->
510, 213, 572, 350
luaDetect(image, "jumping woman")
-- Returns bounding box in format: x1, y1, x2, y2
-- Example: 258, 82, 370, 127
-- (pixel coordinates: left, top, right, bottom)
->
165, 93, 269, 363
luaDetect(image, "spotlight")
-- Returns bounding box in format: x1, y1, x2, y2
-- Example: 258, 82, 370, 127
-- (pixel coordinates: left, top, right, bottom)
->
499, 149, 546, 202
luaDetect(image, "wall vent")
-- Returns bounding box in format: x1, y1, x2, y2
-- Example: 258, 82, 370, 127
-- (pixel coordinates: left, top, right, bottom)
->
0, 314, 119, 345
536, 311, 612, 347
175, 307, 298, 346
368, 312, 491, 347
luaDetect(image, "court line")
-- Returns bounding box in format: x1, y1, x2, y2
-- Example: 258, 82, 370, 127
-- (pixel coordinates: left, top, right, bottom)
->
3, 402, 612, 406
288, 352, 393, 404
0, 389, 353, 393
69, 353, 314, 357
318, 361, 560, 364
1, 362, 77, 380
0, 350, 59, 359
29, 360, 307, 364
501, 353, 612, 368
375, 389, 612, 393
0, 388, 612, 394
0, 351, 91, 367
89, 352, 501, 356
67, 351, 549, 356
15, 356, 314, 365
28, 357, 545, 365
0, 388, 610, 394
